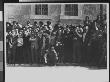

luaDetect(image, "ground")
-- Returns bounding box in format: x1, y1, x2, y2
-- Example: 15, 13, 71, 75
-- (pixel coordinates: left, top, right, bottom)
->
5, 66, 109, 82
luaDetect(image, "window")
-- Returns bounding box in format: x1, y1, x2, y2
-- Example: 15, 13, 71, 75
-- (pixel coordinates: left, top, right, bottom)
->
65, 4, 78, 16
35, 4, 48, 15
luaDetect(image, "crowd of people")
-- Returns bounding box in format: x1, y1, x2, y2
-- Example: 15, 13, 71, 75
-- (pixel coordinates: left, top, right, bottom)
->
6, 14, 107, 67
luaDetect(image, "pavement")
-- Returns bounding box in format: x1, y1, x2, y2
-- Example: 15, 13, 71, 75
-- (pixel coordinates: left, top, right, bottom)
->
6, 63, 107, 70
5, 66, 109, 82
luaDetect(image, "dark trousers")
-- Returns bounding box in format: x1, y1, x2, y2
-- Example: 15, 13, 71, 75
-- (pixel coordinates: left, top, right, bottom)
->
31, 46, 38, 64
15, 46, 23, 64
7, 46, 11, 64
73, 40, 82, 63
55, 45, 64, 63
37, 48, 44, 64
23, 46, 31, 64
82, 44, 89, 64
90, 40, 102, 66
10, 46, 16, 64
63, 39, 73, 63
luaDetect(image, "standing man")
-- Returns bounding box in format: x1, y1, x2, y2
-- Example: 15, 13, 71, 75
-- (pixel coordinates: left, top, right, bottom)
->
29, 28, 39, 64
73, 26, 83, 63
90, 15, 103, 66
82, 16, 92, 65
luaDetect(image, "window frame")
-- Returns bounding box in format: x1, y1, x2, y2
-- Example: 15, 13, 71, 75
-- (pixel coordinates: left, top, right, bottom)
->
60, 4, 83, 19
65, 4, 78, 16
35, 4, 48, 15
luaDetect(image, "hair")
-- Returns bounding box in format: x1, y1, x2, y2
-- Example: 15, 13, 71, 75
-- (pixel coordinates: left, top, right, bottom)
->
85, 16, 89, 20
34, 21, 37, 24
39, 21, 43, 25
13, 21, 16, 24
6, 22, 11, 26
27, 21, 30, 24
47, 21, 51, 25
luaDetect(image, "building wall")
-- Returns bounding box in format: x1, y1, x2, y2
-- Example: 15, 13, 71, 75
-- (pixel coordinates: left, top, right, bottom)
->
103, 4, 107, 15
4, 4, 31, 26
60, 4, 101, 25
30, 4, 61, 26
5, 4, 106, 26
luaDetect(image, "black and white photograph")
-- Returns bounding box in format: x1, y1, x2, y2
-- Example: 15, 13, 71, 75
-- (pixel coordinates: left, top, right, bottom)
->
4, 3, 108, 68
4, 3, 109, 82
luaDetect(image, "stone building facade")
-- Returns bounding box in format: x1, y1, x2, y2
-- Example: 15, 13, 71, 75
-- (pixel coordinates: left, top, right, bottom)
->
4, 4, 107, 26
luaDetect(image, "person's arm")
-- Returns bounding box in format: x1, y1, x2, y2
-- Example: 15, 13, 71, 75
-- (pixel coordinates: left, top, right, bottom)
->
17, 38, 23, 46
53, 50, 58, 60
9, 40, 13, 48
75, 28, 82, 38
94, 22, 98, 30
29, 37, 36, 41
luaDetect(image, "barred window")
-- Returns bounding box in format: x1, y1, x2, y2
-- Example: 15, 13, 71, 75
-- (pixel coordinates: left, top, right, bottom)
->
65, 4, 78, 16
35, 4, 48, 15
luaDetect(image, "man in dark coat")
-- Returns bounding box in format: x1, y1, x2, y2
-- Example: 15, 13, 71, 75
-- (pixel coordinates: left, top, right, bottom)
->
82, 16, 92, 65
63, 26, 73, 63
